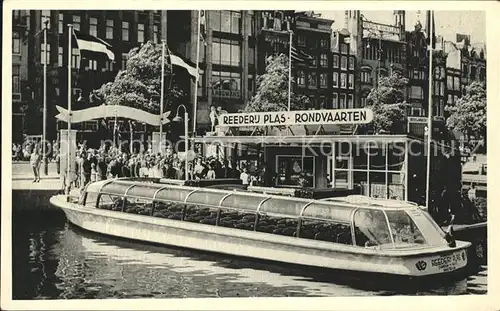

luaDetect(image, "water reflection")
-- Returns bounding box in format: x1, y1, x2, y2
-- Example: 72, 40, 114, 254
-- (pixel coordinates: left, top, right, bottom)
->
12, 211, 487, 299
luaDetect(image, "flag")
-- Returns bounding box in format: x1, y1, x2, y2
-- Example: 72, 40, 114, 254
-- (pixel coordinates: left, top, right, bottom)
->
73, 30, 115, 61
425, 10, 436, 49
291, 47, 313, 63
199, 10, 207, 46
169, 50, 199, 80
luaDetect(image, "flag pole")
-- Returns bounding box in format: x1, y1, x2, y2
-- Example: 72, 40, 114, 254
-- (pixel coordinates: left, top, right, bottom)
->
42, 20, 48, 175
287, 30, 292, 111
159, 40, 166, 153
66, 24, 73, 194
192, 10, 201, 137
425, 10, 434, 210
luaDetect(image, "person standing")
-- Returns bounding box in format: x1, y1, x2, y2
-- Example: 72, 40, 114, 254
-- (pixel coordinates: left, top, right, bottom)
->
30, 149, 41, 182
468, 184, 477, 202
240, 167, 250, 186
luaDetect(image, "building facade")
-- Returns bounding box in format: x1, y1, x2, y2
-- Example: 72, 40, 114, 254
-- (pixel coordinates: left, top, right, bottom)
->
12, 10, 31, 143
14, 10, 165, 142
344, 10, 407, 109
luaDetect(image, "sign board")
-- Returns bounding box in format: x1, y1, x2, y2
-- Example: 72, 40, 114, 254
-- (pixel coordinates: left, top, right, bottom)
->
362, 21, 400, 35
408, 117, 428, 123
218, 109, 374, 127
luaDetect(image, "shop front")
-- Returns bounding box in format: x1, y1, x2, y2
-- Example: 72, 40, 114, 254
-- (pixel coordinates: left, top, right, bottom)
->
193, 134, 461, 205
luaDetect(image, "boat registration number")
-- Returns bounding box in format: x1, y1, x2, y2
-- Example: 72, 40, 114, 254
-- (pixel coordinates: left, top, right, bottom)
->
411, 250, 467, 275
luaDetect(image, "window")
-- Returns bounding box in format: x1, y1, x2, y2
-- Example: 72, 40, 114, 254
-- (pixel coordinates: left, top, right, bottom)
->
348, 94, 354, 108
411, 107, 422, 116
308, 72, 317, 88
298, 35, 306, 47
353, 209, 391, 247
320, 53, 328, 67
276, 156, 315, 187
470, 66, 476, 80
121, 53, 129, 69
410, 86, 423, 100
212, 71, 241, 99
297, 70, 305, 86
300, 219, 352, 244
319, 97, 326, 109
41, 43, 50, 65
249, 47, 255, 65
211, 10, 241, 34
212, 38, 240, 66
340, 73, 347, 88
256, 214, 298, 236
122, 21, 129, 41
333, 55, 339, 68
332, 72, 339, 87
88, 59, 98, 70
42, 10, 51, 29
332, 93, 338, 108
341, 56, 347, 70
71, 48, 80, 69
440, 81, 445, 96
361, 71, 371, 83
319, 73, 327, 88
137, 23, 145, 43
348, 74, 354, 89
89, 17, 98, 37
340, 43, 348, 54
320, 39, 328, 49
360, 96, 368, 107
447, 76, 453, 89
58, 47, 63, 67
448, 94, 453, 104
153, 25, 159, 43
72, 15, 81, 31
454, 77, 460, 91
339, 94, 346, 109
58, 14, 64, 34
386, 210, 426, 245
310, 54, 317, 67
349, 57, 355, 70
12, 31, 20, 54
12, 65, 20, 95
308, 96, 316, 110
106, 19, 114, 39
219, 209, 256, 231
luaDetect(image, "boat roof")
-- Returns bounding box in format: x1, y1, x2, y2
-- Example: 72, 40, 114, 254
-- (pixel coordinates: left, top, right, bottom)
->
86, 179, 419, 223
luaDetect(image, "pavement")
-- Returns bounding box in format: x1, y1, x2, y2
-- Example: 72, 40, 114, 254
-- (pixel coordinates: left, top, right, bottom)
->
11, 161, 63, 190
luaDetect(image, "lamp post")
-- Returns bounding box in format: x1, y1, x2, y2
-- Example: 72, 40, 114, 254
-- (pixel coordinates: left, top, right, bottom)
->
42, 20, 49, 175
173, 105, 189, 181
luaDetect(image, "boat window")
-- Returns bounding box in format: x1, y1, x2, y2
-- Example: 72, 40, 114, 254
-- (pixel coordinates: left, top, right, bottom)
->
353, 209, 392, 247
127, 185, 163, 198
299, 219, 352, 245
256, 215, 298, 237
183, 204, 218, 225
185, 190, 227, 207
152, 201, 184, 220
220, 194, 264, 212
99, 182, 134, 197
124, 197, 154, 215
155, 187, 195, 203
98, 194, 126, 211
259, 198, 308, 217
85, 192, 99, 208
219, 209, 256, 231
385, 210, 426, 245
302, 203, 353, 223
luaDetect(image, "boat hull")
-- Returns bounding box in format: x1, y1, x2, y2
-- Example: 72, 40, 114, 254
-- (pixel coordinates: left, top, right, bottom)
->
50, 195, 470, 277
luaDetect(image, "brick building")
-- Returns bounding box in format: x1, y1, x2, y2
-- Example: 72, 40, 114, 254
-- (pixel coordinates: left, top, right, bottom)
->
344, 10, 407, 108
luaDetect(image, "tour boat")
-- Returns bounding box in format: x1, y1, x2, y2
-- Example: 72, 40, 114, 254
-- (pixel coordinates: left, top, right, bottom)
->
50, 179, 471, 277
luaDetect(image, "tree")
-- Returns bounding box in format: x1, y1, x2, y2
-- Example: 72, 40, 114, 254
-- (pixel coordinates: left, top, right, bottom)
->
245, 54, 310, 112
445, 81, 486, 148
365, 72, 409, 134
93, 41, 186, 114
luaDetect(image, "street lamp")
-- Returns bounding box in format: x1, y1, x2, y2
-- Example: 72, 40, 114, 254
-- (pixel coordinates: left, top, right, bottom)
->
42, 19, 49, 176
173, 104, 189, 181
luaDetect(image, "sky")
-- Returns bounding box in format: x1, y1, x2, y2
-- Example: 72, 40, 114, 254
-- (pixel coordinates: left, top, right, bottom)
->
317, 10, 486, 44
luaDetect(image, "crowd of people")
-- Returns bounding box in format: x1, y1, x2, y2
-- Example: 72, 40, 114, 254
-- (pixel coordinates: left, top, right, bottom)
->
12, 140, 59, 162
68, 142, 278, 191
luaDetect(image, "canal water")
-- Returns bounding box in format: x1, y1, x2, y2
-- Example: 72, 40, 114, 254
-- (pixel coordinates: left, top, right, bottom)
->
12, 209, 487, 299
